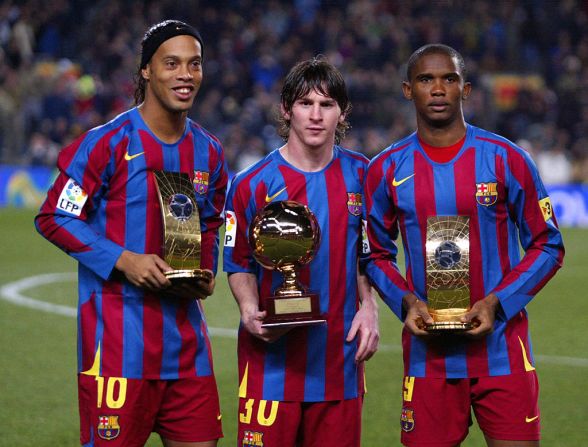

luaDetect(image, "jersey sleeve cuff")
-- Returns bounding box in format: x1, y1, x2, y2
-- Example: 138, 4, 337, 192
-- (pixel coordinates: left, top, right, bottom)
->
493, 290, 531, 321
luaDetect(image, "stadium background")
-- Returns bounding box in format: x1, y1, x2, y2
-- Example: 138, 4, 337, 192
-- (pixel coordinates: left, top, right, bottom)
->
1, 1, 587, 446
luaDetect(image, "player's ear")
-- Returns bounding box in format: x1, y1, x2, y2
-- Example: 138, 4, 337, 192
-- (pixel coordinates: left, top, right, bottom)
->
280, 103, 291, 121
141, 66, 150, 81
462, 82, 472, 100
402, 81, 412, 100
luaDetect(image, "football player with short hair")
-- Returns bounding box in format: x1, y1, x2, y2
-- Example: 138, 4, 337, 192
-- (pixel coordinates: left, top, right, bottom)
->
35, 20, 227, 447
363, 43, 564, 447
223, 55, 379, 447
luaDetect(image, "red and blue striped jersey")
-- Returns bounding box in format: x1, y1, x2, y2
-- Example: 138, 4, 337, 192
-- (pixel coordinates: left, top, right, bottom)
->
35, 107, 228, 379
364, 124, 564, 379
223, 147, 368, 401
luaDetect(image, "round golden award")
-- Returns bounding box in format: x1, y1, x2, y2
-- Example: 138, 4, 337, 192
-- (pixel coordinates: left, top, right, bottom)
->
249, 200, 325, 327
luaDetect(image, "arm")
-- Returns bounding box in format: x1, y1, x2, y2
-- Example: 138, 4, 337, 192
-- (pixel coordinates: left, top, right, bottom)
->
228, 272, 288, 343
362, 155, 412, 320
198, 140, 229, 275
35, 133, 180, 294
34, 134, 128, 280
478, 147, 564, 322
346, 272, 379, 362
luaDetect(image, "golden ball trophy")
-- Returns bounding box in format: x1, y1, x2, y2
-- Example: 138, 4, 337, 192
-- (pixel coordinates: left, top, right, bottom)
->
249, 200, 325, 328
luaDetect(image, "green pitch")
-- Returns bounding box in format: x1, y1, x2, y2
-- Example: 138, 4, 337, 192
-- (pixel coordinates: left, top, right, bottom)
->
1, 208, 587, 446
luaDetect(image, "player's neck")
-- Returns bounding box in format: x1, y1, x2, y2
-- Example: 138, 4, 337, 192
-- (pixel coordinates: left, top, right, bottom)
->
416, 118, 467, 148
138, 102, 187, 144
279, 140, 334, 172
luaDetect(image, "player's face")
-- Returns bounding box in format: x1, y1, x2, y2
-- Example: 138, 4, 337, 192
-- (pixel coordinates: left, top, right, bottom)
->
142, 35, 203, 114
402, 52, 471, 127
283, 88, 344, 151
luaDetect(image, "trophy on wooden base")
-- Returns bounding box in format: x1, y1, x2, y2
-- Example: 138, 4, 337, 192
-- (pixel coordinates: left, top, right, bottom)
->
153, 171, 212, 297
249, 200, 325, 328
424, 215, 473, 333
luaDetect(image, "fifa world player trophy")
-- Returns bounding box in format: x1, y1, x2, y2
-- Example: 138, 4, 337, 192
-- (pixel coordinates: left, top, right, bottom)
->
424, 216, 473, 332
153, 171, 213, 297
249, 200, 326, 328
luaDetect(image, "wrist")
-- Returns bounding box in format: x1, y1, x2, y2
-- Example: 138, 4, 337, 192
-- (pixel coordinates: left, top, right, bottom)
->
115, 250, 133, 272
360, 292, 378, 310
402, 292, 418, 310
239, 300, 260, 316
485, 293, 500, 310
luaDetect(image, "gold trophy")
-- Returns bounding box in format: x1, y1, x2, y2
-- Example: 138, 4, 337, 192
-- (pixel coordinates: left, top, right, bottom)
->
424, 216, 473, 332
249, 200, 325, 328
153, 171, 213, 297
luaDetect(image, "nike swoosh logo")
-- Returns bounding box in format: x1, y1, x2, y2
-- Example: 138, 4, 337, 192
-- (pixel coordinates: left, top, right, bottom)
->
265, 187, 287, 203
124, 151, 145, 161
392, 174, 415, 187
217, 414, 222, 420
525, 415, 539, 423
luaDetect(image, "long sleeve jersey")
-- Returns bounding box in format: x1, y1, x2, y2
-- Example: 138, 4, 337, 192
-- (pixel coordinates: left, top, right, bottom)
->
224, 147, 368, 401
35, 107, 228, 379
364, 124, 564, 378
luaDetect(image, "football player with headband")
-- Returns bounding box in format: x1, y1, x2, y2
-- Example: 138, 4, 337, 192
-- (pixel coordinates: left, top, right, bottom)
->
35, 20, 227, 447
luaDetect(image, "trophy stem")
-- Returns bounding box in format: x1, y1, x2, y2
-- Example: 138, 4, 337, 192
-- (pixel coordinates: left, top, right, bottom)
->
278, 264, 304, 296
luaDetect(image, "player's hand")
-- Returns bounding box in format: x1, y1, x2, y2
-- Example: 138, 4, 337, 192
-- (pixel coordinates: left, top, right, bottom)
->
115, 250, 171, 290
403, 293, 434, 337
462, 293, 499, 338
346, 298, 379, 363
240, 303, 290, 343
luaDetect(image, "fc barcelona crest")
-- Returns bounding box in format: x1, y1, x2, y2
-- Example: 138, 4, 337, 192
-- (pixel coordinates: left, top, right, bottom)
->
475, 182, 498, 206
400, 407, 415, 432
347, 192, 362, 216
97, 415, 120, 440
193, 170, 209, 194
243, 430, 264, 446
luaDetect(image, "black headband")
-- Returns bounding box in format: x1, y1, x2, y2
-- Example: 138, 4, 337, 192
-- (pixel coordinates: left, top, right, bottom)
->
140, 21, 203, 69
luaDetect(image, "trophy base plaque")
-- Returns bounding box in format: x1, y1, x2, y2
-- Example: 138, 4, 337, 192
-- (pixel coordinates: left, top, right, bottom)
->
261, 292, 326, 328
164, 269, 213, 297
425, 308, 473, 333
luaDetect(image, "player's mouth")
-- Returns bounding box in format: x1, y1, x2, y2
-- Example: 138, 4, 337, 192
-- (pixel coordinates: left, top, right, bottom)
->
428, 101, 449, 112
172, 85, 195, 100
307, 126, 325, 133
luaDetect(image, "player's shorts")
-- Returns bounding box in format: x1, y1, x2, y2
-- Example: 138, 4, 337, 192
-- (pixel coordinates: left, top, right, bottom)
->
399, 371, 540, 446
78, 373, 223, 446
237, 396, 363, 447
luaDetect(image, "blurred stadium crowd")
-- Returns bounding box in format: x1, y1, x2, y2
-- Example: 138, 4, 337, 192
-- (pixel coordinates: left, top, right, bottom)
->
0, 0, 587, 182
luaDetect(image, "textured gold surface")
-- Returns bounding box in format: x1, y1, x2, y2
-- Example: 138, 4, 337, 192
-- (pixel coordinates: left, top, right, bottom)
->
425, 216, 471, 331
154, 171, 202, 271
